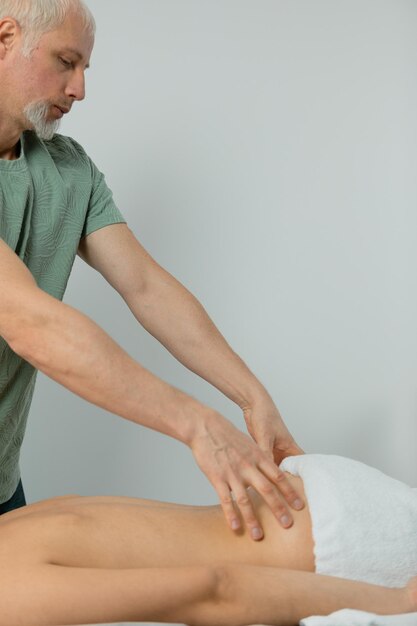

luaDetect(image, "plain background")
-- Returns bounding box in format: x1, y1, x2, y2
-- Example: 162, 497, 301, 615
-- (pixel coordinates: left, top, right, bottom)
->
20, 1, 416, 624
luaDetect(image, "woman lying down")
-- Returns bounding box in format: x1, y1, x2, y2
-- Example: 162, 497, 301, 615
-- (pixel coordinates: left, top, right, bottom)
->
1, 453, 417, 626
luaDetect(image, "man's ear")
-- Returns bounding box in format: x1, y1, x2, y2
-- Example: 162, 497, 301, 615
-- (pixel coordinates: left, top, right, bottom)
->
0, 18, 19, 60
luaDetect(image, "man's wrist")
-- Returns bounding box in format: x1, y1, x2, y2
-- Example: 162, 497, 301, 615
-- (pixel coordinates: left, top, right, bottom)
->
236, 381, 273, 411
177, 397, 221, 448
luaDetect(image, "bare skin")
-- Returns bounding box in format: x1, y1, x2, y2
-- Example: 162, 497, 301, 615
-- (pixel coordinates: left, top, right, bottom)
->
0, 4, 305, 540
1, 477, 314, 572
0, 473, 414, 626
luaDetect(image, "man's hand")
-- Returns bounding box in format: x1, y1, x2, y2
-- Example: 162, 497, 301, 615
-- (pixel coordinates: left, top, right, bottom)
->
242, 394, 304, 465
189, 411, 305, 541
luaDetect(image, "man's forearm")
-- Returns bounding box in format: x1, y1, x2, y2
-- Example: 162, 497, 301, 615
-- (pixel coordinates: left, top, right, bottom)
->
126, 270, 268, 410
10, 288, 214, 444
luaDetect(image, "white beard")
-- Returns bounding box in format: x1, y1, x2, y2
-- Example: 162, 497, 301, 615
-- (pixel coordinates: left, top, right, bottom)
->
23, 100, 61, 140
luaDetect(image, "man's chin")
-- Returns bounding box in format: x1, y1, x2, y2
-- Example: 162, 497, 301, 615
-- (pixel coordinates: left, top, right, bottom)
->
25, 118, 61, 140
23, 101, 61, 140
34, 121, 61, 141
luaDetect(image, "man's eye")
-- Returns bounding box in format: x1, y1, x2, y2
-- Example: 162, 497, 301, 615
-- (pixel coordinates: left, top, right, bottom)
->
59, 57, 72, 68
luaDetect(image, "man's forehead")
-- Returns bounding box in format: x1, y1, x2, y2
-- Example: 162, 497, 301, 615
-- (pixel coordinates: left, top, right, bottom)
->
42, 12, 94, 68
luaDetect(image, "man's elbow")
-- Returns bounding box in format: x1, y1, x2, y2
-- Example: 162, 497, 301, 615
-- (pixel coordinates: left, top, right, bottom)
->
0, 291, 53, 365
7, 324, 45, 365
3, 322, 41, 365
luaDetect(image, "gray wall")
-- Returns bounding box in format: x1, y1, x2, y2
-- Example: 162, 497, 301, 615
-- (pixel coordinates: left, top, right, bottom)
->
21, 1, 416, 623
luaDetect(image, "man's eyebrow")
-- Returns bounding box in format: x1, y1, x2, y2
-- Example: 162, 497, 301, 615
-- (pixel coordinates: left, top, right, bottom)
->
61, 48, 90, 69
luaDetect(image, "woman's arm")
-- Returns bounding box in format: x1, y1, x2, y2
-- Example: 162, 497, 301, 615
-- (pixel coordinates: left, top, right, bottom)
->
1, 561, 411, 626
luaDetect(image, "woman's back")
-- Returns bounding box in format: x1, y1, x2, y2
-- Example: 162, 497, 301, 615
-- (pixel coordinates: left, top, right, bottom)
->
0, 477, 315, 571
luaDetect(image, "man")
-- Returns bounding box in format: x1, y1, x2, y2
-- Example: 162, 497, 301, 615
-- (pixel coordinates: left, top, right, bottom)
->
0, 0, 304, 540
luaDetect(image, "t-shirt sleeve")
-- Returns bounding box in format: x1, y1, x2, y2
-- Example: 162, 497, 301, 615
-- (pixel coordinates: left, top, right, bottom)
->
81, 158, 126, 239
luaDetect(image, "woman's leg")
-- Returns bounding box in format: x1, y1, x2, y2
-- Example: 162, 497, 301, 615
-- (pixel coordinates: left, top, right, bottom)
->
0, 561, 412, 626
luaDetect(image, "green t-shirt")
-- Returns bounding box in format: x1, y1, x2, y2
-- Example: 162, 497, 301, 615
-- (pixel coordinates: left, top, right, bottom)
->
0, 130, 126, 503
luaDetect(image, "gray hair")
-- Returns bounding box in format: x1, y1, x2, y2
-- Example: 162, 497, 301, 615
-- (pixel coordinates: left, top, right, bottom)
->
0, 0, 96, 57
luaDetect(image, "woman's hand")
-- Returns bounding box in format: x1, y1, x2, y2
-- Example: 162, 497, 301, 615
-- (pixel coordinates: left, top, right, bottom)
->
189, 409, 305, 541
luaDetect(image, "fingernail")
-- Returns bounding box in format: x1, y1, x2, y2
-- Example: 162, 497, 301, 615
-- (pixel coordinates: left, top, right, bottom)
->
293, 499, 304, 510
251, 527, 263, 540
231, 519, 240, 530
280, 515, 291, 527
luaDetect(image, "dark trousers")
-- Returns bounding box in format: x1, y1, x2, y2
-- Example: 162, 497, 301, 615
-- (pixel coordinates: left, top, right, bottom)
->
0, 479, 27, 515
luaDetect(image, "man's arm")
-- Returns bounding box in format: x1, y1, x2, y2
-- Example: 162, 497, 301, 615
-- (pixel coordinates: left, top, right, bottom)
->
77, 224, 305, 519
0, 238, 200, 442
78, 224, 266, 407
0, 234, 298, 538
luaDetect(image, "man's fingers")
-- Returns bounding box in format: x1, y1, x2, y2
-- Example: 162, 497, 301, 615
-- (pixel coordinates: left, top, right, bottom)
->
259, 459, 305, 511
229, 480, 264, 541
250, 472, 295, 529
216, 483, 241, 533
216, 480, 264, 541
274, 443, 305, 462
215, 457, 305, 539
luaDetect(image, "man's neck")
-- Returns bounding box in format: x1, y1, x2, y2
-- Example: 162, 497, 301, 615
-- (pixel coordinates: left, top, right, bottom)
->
0, 115, 24, 160
0, 83, 25, 158
0, 136, 21, 160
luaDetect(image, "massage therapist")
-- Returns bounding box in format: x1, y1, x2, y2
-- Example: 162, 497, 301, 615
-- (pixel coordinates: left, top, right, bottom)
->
0, 0, 305, 538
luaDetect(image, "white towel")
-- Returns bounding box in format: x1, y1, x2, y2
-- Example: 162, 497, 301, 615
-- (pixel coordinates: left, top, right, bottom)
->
300, 609, 417, 625
279, 454, 417, 587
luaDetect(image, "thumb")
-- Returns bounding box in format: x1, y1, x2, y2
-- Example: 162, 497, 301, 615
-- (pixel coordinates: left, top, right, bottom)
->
272, 441, 305, 465
280, 442, 305, 458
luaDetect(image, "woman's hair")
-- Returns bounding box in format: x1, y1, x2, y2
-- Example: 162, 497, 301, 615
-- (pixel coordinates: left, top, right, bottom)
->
0, 0, 96, 57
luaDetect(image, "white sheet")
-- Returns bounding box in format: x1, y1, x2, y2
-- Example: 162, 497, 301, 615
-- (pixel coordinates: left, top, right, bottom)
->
300, 609, 417, 625
251, 611, 417, 626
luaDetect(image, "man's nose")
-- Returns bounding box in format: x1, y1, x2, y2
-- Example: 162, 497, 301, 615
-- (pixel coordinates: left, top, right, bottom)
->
65, 71, 86, 102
